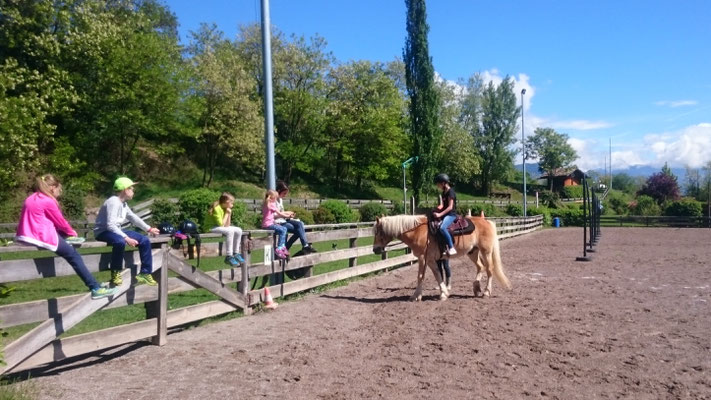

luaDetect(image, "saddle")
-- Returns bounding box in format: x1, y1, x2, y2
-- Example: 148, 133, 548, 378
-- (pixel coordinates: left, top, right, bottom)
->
427, 211, 475, 256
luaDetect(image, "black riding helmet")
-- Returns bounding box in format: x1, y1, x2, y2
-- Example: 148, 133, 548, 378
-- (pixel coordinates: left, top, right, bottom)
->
158, 222, 176, 235
433, 173, 451, 185
178, 220, 199, 234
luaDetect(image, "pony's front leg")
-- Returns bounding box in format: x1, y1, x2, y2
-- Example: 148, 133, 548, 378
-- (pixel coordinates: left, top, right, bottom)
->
410, 257, 426, 302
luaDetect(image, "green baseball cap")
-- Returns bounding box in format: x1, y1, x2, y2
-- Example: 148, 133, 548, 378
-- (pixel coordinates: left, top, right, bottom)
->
114, 177, 138, 191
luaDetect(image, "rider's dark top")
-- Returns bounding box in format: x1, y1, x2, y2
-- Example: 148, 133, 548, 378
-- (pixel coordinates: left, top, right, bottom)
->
441, 187, 457, 217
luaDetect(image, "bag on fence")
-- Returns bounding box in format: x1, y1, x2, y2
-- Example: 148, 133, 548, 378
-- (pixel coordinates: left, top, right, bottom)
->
175, 220, 202, 267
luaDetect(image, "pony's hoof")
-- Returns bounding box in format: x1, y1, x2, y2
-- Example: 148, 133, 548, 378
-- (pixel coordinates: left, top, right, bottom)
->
439, 293, 448, 301
409, 295, 421, 302
446, 284, 452, 292
483, 290, 491, 297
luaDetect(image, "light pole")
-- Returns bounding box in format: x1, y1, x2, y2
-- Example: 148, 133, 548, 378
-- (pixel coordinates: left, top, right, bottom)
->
261, 0, 276, 190
402, 156, 417, 214
521, 88, 527, 217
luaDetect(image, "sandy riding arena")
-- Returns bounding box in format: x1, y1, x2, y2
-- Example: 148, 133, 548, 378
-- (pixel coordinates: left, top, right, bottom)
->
32, 227, 711, 399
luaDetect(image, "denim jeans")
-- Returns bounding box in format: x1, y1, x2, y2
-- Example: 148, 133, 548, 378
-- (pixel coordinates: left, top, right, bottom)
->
55, 237, 100, 291
280, 220, 308, 249
96, 230, 153, 274
265, 224, 287, 247
439, 214, 456, 249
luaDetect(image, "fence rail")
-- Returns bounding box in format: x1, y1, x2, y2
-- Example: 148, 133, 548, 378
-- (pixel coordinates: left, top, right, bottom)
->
600, 215, 711, 228
0, 216, 542, 374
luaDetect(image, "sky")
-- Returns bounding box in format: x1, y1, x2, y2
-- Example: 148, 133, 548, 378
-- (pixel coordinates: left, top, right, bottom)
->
166, 0, 711, 171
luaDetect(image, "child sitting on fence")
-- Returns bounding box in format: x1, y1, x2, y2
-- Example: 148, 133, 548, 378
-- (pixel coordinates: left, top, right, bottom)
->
94, 177, 160, 287
262, 189, 289, 259
15, 174, 118, 299
205, 192, 245, 267
275, 180, 317, 254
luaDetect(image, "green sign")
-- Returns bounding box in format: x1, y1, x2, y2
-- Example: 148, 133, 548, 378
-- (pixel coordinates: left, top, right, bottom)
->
402, 156, 418, 168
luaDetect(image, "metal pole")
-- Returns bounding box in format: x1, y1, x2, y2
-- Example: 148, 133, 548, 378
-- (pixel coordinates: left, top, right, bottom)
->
521, 89, 527, 218
261, 0, 276, 190
576, 177, 589, 261
403, 165, 407, 214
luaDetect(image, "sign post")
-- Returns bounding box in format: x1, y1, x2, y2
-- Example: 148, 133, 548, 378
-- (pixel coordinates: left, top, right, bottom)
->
401, 157, 418, 215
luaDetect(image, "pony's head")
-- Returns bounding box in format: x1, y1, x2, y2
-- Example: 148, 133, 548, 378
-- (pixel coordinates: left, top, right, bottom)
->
372, 216, 393, 254
372, 215, 424, 254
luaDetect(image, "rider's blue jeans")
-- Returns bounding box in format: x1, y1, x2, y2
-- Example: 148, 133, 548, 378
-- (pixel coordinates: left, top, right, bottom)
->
440, 214, 456, 249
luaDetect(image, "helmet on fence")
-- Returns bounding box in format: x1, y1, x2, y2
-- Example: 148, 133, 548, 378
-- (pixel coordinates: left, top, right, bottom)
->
433, 173, 450, 185
158, 222, 176, 235
178, 220, 199, 234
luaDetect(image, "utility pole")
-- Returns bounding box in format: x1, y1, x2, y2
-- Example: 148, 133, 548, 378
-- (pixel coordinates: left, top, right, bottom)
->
261, 0, 276, 190
609, 138, 612, 192
521, 88, 527, 217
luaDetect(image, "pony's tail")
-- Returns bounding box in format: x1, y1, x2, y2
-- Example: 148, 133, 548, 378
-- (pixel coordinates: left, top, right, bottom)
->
489, 220, 512, 290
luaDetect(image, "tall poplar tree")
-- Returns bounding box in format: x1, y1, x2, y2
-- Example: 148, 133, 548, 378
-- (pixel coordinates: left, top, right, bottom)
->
403, 0, 441, 203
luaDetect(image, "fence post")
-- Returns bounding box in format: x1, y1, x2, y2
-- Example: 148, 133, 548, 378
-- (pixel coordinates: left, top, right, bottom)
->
239, 233, 253, 315
152, 243, 169, 346
348, 237, 358, 268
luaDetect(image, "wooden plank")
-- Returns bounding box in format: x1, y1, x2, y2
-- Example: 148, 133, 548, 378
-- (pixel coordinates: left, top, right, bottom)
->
167, 253, 246, 309
0, 236, 171, 255
0, 248, 164, 283
250, 254, 417, 305
152, 246, 168, 346
0, 269, 133, 374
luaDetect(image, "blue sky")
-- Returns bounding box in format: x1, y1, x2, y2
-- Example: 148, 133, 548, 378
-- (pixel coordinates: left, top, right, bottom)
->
167, 0, 711, 171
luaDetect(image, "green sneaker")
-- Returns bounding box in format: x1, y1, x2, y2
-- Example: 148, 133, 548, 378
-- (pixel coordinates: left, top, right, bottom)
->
91, 286, 118, 300
110, 270, 123, 286
135, 273, 158, 286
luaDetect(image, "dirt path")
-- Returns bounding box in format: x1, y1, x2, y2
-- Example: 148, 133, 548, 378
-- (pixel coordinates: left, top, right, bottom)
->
33, 227, 711, 399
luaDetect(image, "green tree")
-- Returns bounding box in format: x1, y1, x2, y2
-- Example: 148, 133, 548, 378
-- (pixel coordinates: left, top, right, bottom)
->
188, 24, 264, 186
403, 0, 441, 203
474, 78, 520, 195
526, 127, 578, 190
322, 61, 409, 189
611, 173, 638, 194
435, 79, 479, 185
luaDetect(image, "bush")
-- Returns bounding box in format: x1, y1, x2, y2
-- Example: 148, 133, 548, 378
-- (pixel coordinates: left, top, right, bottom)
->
177, 188, 220, 230
151, 198, 179, 226
664, 199, 702, 217
60, 186, 86, 220
246, 212, 264, 229
632, 195, 661, 216
605, 191, 631, 215
527, 206, 552, 226
551, 207, 585, 226
561, 185, 584, 199
313, 207, 336, 224
391, 201, 406, 215
359, 202, 388, 222
539, 190, 562, 208
469, 203, 504, 217
318, 200, 359, 223
505, 203, 524, 217
228, 201, 248, 228
286, 206, 315, 225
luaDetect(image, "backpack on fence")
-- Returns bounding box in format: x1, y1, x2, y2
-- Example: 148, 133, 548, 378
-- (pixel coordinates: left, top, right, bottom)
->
173, 220, 202, 267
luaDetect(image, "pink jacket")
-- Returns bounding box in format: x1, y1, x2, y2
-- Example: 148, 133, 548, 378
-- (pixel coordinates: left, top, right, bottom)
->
15, 192, 77, 252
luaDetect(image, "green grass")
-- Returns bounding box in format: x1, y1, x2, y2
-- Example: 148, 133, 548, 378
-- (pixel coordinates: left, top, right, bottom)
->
0, 237, 403, 345
0, 379, 37, 400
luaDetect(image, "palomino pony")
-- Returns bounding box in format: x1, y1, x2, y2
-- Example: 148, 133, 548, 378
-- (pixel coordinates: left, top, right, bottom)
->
372, 214, 511, 301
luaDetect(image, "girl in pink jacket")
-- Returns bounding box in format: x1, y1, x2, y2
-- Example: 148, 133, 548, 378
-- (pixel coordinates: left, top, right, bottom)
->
15, 175, 117, 300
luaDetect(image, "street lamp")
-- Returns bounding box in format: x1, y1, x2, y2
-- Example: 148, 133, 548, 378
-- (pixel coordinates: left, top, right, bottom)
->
521, 88, 527, 218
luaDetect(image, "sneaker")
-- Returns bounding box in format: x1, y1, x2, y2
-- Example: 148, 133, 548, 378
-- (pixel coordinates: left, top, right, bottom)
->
135, 273, 158, 286
91, 286, 118, 300
447, 248, 458, 256
304, 245, 318, 254
280, 246, 290, 256
110, 270, 123, 287
233, 254, 246, 265
224, 256, 239, 267
275, 248, 287, 260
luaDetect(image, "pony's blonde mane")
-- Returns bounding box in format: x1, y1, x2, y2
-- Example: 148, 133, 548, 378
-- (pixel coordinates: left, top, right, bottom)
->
377, 215, 426, 237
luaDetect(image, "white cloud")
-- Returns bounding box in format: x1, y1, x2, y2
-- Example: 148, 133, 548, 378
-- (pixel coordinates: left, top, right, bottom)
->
655, 100, 698, 108
548, 120, 614, 130
480, 69, 534, 112
645, 123, 711, 168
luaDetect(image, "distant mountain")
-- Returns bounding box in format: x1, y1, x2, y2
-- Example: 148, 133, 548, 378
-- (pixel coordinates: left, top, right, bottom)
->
515, 163, 687, 183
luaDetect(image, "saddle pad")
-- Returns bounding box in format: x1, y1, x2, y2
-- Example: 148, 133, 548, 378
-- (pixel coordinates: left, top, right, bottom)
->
448, 216, 475, 237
